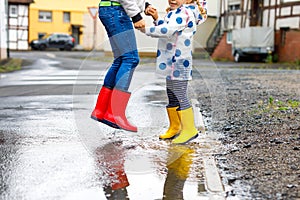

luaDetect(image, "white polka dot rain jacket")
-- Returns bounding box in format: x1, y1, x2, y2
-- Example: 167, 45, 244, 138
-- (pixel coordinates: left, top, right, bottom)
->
145, 2, 207, 80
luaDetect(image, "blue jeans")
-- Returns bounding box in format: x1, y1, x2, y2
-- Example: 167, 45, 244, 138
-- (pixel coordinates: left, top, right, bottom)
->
98, 6, 140, 91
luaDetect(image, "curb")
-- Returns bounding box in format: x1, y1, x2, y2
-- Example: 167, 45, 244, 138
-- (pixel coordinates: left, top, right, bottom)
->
192, 99, 225, 199
203, 156, 224, 193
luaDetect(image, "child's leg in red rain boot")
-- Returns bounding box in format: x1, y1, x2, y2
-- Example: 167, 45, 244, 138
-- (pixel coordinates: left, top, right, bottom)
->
91, 86, 113, 122
102, 89, 137, 132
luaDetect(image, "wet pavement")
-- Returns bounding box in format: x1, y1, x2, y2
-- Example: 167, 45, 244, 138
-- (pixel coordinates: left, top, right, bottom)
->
0, 52, 225, 199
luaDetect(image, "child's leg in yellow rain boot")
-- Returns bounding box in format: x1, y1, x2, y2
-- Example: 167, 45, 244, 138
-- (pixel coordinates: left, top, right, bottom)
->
172, 107, 198, 144
159, 106, 181, 140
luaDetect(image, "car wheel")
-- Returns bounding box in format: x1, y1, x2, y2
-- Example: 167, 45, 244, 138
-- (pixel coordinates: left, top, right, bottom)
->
64, 45, 72, 51
39, 44, 46, 51
234, 52, 241, 62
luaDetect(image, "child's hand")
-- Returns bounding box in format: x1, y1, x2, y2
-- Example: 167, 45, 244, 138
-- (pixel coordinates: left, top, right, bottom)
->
144, 5, 155, 15
145, 6, 158, 20
199, 6, 207, 15
134, 19, 145, 29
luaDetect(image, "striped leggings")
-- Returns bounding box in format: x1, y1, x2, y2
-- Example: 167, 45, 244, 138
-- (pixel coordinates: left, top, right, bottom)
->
166, 79, 191, 110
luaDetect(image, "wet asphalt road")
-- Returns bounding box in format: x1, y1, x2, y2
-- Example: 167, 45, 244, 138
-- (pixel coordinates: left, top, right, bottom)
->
0, 51, 225, 200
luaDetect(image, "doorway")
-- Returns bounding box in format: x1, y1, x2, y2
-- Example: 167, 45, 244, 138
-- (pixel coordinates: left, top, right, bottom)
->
71, 25, 83, 45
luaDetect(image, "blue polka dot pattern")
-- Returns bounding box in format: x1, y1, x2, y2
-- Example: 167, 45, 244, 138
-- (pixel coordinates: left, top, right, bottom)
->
198, 14, 202, 20
150, 27, 155, 33
150, 5, 197, 81
172, 56, 176, 62
158, 20, 164, 25
184, 39, 191, 46
173, 70, 180, 77
176, 17, 183, 24
166, 43, 173, 50
183, 60, 189, 67
161, 27, 168, 34
157, 50, 161, 57
175, 49, 181, 57
159, 63, 167, 70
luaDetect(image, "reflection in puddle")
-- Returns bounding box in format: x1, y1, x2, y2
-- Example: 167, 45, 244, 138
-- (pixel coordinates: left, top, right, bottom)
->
94, 138, 221, 199
94, 141, 130, 200
163, 145, 197, 199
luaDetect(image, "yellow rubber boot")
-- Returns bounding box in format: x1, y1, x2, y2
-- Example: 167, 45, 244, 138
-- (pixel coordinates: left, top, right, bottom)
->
172, 107, 198, 144
166, 145, 194, 179
163, 145, 194, 199
159, 107, 181, 140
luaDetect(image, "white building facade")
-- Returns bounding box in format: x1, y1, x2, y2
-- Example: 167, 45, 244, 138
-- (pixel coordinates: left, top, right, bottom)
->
0, 0, 8, 59
8, 0, 33, 50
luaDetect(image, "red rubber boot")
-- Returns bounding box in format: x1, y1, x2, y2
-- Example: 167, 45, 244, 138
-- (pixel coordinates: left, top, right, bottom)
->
111, 170, 130, 190
91, 86, 112, 122
102, 89, 137, 132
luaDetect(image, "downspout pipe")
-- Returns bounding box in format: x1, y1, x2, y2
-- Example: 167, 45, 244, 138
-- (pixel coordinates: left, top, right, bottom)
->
5, 0, 9, 58
0, 0, 2, 59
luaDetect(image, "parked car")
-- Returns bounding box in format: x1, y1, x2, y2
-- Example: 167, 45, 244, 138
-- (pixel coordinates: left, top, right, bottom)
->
30, 33, 75, 51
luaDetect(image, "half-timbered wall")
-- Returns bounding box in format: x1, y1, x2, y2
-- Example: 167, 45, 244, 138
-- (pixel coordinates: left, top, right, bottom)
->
220, 0, 300, 31
261, 0, 300, 29
8, 4, 29, 50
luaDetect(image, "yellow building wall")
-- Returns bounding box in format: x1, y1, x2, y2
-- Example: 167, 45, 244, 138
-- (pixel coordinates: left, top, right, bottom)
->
29, 0, 99, 46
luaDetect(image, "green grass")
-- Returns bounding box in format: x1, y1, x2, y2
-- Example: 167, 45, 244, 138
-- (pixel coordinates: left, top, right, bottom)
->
254, 96, 300, 114
0, 58, 22, 73
248, 97, 300, 122
267, 96, 300, 110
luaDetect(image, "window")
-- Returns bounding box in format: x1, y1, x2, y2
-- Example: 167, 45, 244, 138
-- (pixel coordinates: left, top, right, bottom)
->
39, 11, 52, 22
282, 0, 300, 2
227, 31, 232, 44
38, 33, 46, 39
58, 34, 69, 39
229, 4, 240, 11
280, 27, 289, 46
63, 12, 70, 23
9, 5, 18, 17
228, 0, 241, 11
50, 34, 58, 40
